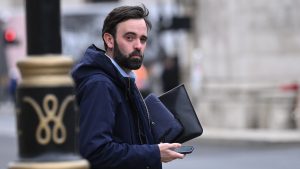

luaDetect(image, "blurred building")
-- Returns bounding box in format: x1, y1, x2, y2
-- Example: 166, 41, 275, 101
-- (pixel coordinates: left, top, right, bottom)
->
193, 0, 300, 130
1, 0, 300, 130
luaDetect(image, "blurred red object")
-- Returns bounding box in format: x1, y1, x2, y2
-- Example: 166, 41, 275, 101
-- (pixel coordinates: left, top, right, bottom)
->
280, 83, 299, 92
4, 28, 17, 43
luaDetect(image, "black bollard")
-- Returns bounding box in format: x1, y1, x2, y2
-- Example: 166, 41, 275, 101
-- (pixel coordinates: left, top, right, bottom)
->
8, 0, 89, 169
26, 0, 61, 55
9, 57, 89, 169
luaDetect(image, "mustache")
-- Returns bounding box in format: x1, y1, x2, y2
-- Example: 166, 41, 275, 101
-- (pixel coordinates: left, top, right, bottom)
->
129, 50, 142, 57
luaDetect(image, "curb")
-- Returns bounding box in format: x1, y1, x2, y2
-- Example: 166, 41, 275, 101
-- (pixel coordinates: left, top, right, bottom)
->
198, 128, 300, 143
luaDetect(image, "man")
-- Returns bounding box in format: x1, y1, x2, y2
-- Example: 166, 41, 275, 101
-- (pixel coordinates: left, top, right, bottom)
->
71, 5, 184, 169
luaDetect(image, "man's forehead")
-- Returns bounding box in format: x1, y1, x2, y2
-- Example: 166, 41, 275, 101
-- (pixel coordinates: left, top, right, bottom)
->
116, 19, 148, 35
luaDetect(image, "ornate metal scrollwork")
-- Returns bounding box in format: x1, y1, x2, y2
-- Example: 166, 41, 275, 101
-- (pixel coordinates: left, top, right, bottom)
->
23, 94, 74, 145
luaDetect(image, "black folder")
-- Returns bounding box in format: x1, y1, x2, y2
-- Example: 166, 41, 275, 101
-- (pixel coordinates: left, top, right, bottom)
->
158, 84, 203, 143
145, 94, 183, 143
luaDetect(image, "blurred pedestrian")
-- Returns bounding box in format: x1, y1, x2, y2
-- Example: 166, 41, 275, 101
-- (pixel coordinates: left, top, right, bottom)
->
162, 56, 180, 92
71, 4, 184, 169
8, 69, 18, 103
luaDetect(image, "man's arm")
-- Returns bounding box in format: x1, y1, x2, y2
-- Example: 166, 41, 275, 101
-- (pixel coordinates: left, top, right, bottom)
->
78, 81, 162, 169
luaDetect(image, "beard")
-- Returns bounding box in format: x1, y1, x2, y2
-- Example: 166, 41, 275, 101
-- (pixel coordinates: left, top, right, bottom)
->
113, 40, 144, 70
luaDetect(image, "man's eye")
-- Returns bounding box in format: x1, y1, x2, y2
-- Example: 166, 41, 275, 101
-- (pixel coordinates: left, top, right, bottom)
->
141, 38, 147, 44
126, 36, 134, 41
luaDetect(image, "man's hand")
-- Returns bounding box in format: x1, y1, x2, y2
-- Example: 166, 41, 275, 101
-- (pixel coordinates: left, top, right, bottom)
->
158, 143, 185, 163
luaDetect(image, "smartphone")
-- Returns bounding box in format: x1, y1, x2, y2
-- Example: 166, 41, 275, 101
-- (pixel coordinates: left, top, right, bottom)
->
173, 146, 194, 154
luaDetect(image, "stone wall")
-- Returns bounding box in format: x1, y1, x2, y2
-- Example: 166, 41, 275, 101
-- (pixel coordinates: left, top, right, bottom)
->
193, 0, 300, 129
196, 0, 300, 82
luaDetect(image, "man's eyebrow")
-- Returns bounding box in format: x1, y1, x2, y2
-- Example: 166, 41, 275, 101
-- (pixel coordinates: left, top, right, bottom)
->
123, 32, 148, 39
123, 32, 136, 36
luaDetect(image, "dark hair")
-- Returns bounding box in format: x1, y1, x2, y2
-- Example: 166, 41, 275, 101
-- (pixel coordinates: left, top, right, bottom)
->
102, 4, 152, 50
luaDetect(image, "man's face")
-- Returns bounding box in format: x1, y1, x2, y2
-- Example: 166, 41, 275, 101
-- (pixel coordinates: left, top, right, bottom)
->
113, 40, 143, 70
113, 19, 148, 71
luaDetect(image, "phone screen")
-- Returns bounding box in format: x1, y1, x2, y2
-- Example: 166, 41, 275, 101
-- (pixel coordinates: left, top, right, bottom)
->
173, 146, 194, 154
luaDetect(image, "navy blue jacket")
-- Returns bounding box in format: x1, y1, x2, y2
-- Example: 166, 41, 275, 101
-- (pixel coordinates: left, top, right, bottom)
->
71, 45, 162, 169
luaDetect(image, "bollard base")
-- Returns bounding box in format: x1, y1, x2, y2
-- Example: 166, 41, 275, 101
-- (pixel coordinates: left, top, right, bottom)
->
8, 159, 89, 169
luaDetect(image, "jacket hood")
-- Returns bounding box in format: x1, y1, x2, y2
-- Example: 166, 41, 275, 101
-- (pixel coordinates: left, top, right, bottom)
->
71, 44, 125, 89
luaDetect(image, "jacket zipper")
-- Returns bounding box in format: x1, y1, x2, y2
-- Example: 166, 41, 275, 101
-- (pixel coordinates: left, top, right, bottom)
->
137, 90, 151, 127
127, 78, 144, 144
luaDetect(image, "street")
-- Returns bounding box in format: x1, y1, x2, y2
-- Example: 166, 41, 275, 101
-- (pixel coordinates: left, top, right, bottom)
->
0, 135, 17, 169
1, 136, 300, 169
164, 139, 300, 169
1, 101, 300, 169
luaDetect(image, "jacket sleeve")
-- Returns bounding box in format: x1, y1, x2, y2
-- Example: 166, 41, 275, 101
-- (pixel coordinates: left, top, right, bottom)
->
77, 80, 161, 169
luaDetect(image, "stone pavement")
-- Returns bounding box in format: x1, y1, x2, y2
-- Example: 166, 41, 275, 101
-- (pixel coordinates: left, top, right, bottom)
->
1, 100, 300, 143
0, 101, 16, 138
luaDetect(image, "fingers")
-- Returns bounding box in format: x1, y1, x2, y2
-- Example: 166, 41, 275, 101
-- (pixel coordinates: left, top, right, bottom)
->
169, 143, 182, 149
160, 143, 181, 149
159, 143, 185, 163
168, 149, 184, 159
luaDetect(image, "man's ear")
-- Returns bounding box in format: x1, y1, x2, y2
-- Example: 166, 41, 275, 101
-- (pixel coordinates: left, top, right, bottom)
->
103, 33, 114, 49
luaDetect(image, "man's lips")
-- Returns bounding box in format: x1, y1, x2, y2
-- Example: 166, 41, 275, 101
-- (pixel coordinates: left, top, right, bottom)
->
131, 55, 141, 59
130, 51, 142, 59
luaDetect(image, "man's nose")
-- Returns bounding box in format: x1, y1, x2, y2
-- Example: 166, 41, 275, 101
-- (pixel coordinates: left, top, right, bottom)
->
133, 40, 143, 50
